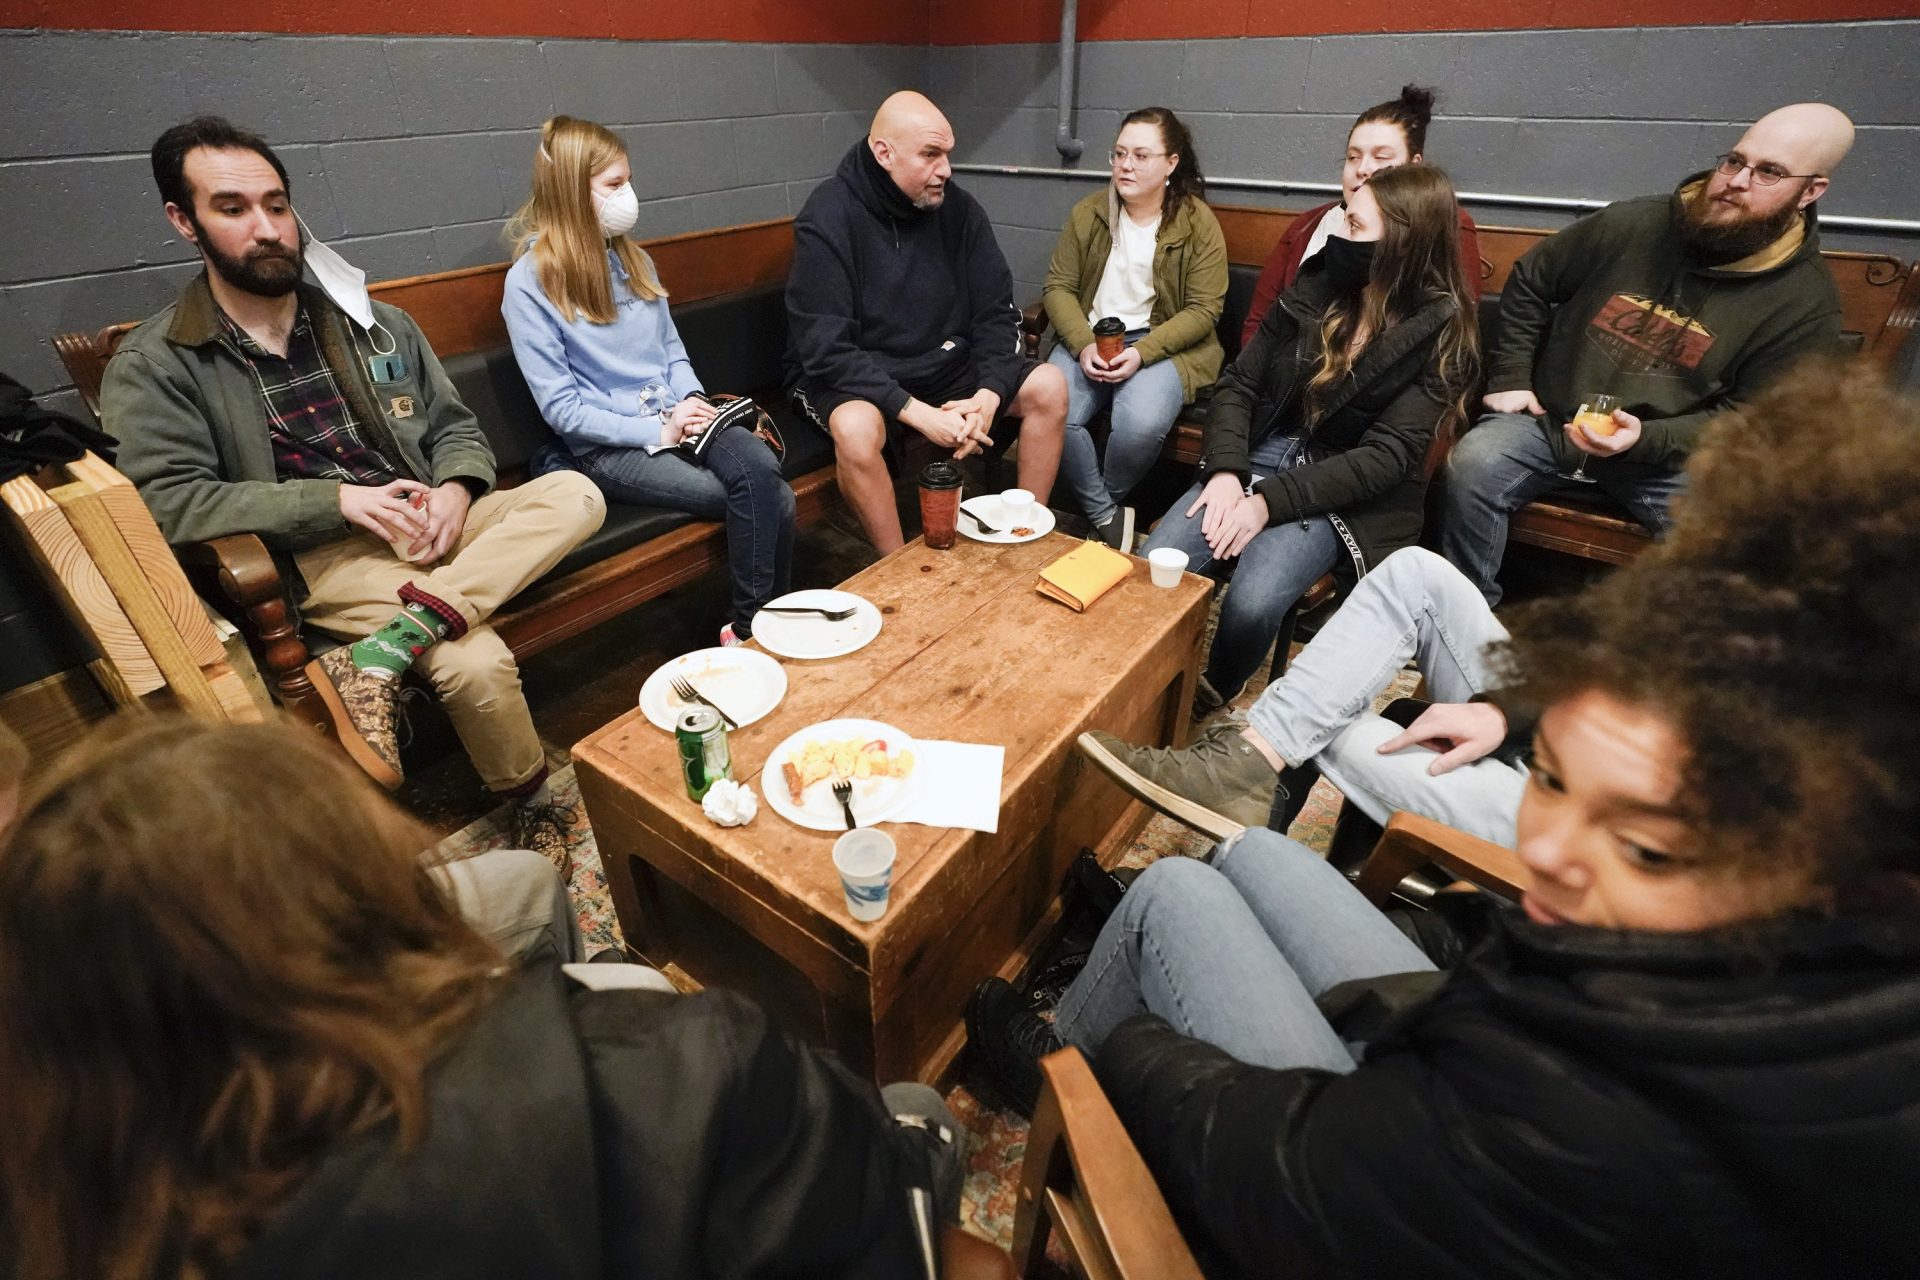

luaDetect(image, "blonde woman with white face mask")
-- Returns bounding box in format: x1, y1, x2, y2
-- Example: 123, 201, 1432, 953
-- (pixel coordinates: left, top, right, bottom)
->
502, 116, 794, 646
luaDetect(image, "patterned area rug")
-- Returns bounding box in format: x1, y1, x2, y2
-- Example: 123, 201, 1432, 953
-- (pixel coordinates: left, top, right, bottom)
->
428, 663, 1418, 1249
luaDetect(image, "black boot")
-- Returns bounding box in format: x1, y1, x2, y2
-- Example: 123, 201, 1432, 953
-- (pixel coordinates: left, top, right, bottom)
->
965, 977, 1063, 1115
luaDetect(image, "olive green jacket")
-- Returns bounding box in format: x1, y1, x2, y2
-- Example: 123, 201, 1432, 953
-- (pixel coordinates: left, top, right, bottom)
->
104, 274, 496, 553
1040, 189, 1228, 402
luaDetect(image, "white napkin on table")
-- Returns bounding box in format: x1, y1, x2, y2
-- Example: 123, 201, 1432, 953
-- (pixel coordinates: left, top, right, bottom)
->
892, 739, 1004, 833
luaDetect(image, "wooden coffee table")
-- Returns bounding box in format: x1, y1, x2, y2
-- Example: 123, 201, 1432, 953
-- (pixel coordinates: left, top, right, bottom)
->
573, 532, 1210, 1081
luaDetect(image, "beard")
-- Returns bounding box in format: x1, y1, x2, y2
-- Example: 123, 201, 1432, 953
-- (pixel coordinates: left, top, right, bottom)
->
193, 216, 303, 297
1677, 183, 1804, 265
912, 187, 947, 211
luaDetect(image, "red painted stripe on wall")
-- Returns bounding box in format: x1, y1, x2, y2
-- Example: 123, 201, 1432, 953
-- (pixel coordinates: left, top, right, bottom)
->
2, 0, 1915, 41
0, 0, 931, 43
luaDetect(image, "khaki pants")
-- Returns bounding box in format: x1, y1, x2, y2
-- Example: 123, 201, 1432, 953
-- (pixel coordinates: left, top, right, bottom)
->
295, 471, 605, 790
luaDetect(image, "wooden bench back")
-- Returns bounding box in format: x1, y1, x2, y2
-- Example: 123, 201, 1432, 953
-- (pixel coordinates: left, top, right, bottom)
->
1212, 203, 1919, 367
54, 217, 800, 418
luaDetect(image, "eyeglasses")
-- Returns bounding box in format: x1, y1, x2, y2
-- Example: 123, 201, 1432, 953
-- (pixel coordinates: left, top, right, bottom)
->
1713, 153, 1819, 187
1109, 148, 1168, 168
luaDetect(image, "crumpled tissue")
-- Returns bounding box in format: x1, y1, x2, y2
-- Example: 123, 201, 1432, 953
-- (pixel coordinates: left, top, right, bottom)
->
702, 778, 757, 827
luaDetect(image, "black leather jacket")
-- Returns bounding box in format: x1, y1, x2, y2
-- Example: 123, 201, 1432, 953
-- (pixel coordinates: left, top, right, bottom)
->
1202, 265, 1457, 588
231, 963, 939, 1279
1097, 908, 1920, 1279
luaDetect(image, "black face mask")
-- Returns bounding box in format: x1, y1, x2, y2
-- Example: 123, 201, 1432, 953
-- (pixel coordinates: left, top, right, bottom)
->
1319, 235, 1376, 293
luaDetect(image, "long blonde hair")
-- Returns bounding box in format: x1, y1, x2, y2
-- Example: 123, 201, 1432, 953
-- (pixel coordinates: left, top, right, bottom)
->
506, 115, 667, 324
0, 716, 502, 1280
1305, 164, 1480, 455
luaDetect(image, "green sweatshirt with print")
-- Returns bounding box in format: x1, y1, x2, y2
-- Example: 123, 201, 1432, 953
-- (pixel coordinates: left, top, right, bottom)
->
1485, 173, 1843, 473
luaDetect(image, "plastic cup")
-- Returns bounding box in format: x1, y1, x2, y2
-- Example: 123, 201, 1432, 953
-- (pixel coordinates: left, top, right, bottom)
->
833, 827, 897, 922
1147, 547, 1188, 587
999, 487, 1035, 527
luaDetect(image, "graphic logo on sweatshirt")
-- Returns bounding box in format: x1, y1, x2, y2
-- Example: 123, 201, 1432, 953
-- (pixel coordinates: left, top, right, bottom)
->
1587, 295, 1715, 376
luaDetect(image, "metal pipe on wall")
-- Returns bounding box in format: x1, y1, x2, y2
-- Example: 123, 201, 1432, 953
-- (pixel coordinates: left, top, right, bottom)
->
1054, 0, 1083, 162
951, 162, 1920, 235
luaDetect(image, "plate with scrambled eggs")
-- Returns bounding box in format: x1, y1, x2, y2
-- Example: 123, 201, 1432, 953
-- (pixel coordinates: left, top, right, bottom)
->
762, 718, 918, 830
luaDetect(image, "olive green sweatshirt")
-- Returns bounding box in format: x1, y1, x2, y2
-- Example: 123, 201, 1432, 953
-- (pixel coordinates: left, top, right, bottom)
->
1487, 173, 1842, 471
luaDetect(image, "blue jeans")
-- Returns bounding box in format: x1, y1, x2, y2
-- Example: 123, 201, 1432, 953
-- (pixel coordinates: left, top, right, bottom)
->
1142, 431, 1341, 699
567, 428, 794, 635
1441, 411, 1688, 606
1245, 547, 1526, 847
1053, 830, 1436, 1070
1050, 333, 1187, 527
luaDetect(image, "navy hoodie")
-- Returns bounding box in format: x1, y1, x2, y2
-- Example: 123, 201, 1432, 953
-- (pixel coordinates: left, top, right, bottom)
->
783, 141, 1024, 419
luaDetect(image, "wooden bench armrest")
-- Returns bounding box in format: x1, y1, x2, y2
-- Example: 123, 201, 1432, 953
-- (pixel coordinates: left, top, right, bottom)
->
173, 534, 325, 728
1019, 301, 1046, 359
1014, 1047, 1205, 1280
1352, 811, 1528, 907
176, 533, 285, 606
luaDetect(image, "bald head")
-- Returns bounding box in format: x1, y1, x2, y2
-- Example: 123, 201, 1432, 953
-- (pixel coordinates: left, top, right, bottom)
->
1737, 103, 1855, 180
869, 91, 956, 210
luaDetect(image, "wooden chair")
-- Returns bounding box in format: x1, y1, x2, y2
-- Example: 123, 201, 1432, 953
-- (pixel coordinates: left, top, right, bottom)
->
1011, 812, 1525, 1278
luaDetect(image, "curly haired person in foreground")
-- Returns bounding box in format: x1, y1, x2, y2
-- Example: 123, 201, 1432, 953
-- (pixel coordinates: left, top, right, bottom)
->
970, 358, 1920, 1279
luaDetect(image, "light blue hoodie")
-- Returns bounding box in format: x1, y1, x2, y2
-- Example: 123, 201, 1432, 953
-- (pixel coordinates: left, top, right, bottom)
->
502, 248, 703, 450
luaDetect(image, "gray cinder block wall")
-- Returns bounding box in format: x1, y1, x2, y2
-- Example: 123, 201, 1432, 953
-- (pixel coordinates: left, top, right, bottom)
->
935, 22, 1919, 322
0, 32, 928, 416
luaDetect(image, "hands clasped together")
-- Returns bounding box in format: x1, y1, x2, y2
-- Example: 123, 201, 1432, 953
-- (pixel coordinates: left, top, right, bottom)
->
1185, 471, 1270, 561
901, 388, 1002, 461
339, 478, 473, 561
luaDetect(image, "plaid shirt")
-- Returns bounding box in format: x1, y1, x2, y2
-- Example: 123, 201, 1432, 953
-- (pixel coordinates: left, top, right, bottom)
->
220, 305, 399, 485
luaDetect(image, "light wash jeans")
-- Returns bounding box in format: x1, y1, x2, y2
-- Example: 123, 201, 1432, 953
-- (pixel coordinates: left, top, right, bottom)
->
1441, 411, 1687, 606
1245, 547, 1526, 847
1050, 333, 1188, 528
1053, 830, 1436, 1070
432, 847, 585, 965
564, 428, 795, 636
1141, 431, 1341, 699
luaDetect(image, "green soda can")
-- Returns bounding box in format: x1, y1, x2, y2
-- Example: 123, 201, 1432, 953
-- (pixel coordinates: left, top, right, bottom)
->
676, 706, 731, 801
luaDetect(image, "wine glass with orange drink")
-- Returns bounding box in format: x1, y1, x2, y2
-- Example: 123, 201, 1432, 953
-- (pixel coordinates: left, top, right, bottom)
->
1567, 393, 1619, 482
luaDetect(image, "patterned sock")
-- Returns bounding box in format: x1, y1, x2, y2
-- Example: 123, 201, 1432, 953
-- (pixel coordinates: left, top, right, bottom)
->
349, 603, 449, 679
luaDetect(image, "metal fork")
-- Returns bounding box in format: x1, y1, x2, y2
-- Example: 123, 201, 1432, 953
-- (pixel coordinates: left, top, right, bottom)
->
831, 778, 856, 829
759, 604, 858, 621
962, 505, 1003, 535
670, 676, 738, 729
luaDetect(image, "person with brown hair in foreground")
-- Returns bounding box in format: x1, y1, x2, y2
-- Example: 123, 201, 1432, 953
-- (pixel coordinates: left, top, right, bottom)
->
0, 717, 964, 1280
970, 359, 1920, 1278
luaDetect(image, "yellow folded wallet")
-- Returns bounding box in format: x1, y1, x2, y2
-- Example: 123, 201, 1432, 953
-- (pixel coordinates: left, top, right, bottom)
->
1036, 539, 1133, 612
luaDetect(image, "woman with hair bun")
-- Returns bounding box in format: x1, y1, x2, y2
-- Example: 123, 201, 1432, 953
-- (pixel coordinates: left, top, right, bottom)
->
1241, 85, 1481, 348
1042, 106, 1228, 551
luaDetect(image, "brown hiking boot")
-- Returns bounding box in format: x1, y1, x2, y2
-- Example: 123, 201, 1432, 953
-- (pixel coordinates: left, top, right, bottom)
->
306, 648, 403, 790
514, 797, 581, 879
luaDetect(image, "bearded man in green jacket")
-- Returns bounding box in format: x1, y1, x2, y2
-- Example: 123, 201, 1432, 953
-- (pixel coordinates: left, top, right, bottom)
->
103, 117, 605, 869
1441, 102, 1854, 606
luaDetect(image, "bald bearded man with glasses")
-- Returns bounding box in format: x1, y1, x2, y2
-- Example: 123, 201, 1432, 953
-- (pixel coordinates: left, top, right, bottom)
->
1441, 103, 1855, 605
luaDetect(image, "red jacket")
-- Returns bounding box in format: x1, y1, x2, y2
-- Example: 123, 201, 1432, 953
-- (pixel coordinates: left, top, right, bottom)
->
1239, 199, 1482, 348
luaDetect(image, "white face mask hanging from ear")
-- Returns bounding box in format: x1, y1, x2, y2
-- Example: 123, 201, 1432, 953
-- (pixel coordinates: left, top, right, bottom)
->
593, 182, 641, 239
294, 209, 402, 376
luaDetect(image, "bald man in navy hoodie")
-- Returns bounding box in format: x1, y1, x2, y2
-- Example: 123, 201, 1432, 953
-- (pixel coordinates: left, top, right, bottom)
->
784, 92, 1066, 551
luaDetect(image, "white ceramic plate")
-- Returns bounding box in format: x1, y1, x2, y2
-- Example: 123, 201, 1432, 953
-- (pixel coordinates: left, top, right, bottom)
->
959, 495, 1056, 544
751, 589, 883, 660
638, 647, 788, 732
762, 718, 918, 831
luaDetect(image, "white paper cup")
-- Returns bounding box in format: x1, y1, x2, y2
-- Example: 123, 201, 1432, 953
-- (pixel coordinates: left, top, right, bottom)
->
998, 487, 1035, 527
1148, 547, 1188, 587
832, 828, 897, 922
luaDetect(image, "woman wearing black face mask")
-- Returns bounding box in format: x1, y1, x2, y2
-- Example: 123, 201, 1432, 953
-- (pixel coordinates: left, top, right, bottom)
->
1140, 165, 1480, 713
